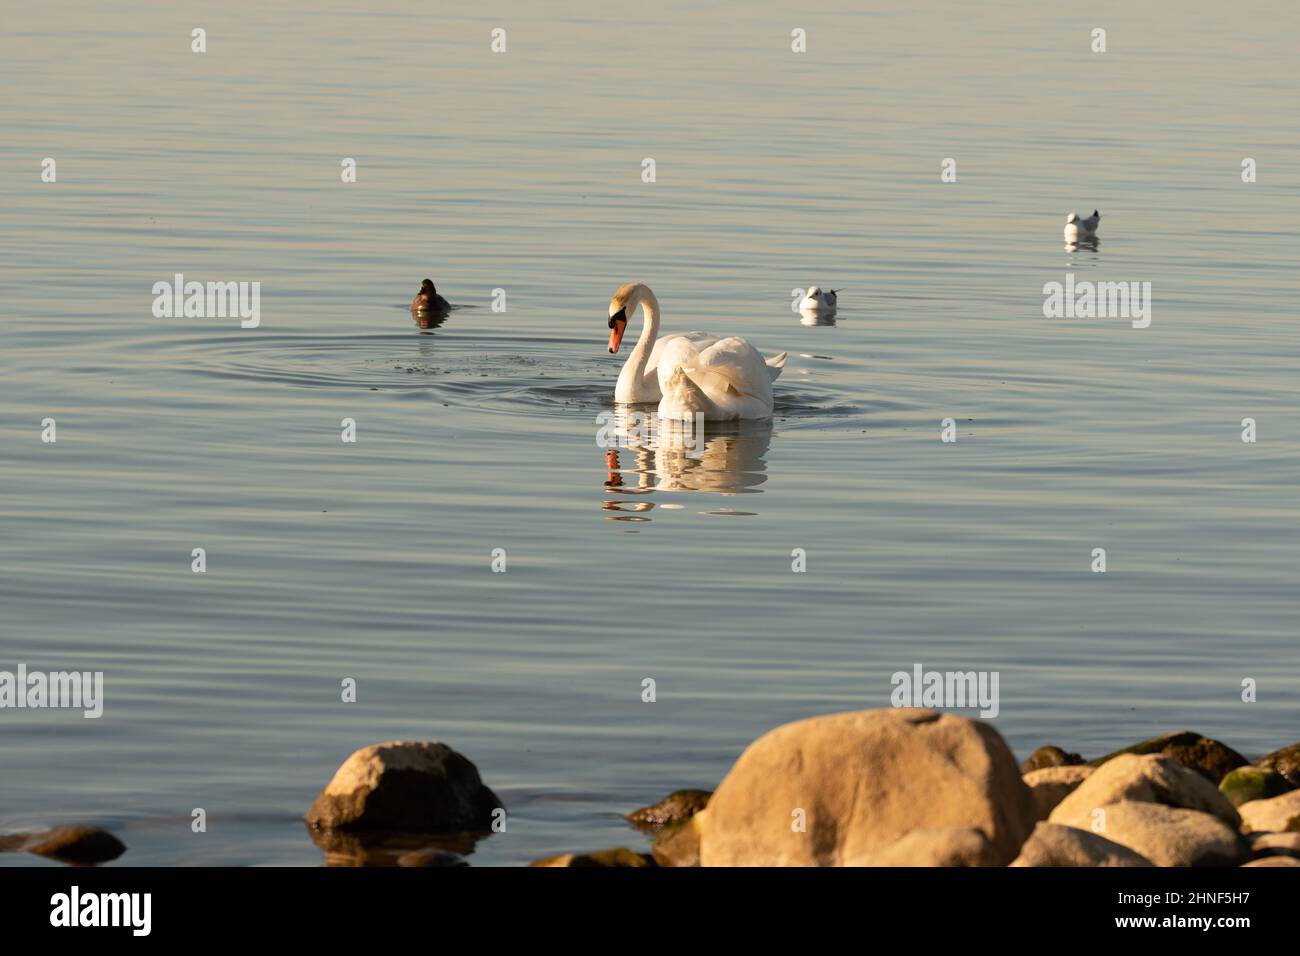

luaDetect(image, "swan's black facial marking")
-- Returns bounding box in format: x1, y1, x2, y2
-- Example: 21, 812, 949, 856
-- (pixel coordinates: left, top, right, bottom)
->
608, 307, 627, 329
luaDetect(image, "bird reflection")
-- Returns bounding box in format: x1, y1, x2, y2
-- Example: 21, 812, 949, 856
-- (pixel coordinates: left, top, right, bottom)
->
600, 408, 772, 520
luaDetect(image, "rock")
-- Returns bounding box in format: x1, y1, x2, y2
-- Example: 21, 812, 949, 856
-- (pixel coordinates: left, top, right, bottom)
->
305, 741, 501, 832
1066, 803, 1249, 867
1021, 745, 1086, 773
1050, 754, 1241, 829
626, 789, 712, 829
530, 848, 654, 867
1024, 766, 1094, 820
850, 827, 1001, 867
1238, 790, 1300, 834
396, 848, 469, 867
1255, 743, 1300, 787
1089, 731, 1247, 784
1218, 767, 1293, 807
21, 826, 126, 865
1242, 856, 1300, 867
1249, 832, 1300, 858
1010, 822, 1153, 867
652, 816, 702, 867
695, 708, 1035, 867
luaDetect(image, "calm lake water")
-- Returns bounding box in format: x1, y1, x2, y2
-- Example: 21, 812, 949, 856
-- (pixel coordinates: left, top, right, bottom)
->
2, 1, 1298, 865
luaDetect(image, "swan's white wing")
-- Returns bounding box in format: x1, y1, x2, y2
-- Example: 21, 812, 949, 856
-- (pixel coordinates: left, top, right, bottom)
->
646, 331, 722, 372
697, 337, 774, 401
765, 351, 787, 382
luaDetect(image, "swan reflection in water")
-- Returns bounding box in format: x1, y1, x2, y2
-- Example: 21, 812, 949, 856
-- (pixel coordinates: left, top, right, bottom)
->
599, 408, 773, 521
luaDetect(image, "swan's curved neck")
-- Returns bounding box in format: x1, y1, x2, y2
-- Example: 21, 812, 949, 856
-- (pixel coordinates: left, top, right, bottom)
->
619, 286, 660, 386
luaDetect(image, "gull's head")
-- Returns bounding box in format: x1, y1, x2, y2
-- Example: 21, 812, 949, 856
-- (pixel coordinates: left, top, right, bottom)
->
1066, 213, 1079, 224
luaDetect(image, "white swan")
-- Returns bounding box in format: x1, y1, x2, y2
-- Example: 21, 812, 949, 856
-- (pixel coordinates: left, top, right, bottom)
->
607, 282, 786, 420
1064, 210, 1101, 242
799, 286, 839, 313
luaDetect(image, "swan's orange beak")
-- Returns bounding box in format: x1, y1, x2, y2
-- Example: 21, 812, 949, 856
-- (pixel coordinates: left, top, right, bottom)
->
607, 315, 627, 354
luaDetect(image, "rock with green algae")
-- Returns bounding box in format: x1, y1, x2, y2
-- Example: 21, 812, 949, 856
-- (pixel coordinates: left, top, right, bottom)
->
1255, 743, 1300, 787
626, 789, 712, 829
1219, 767, 1293, 808
1021, 746, 1086, 774
530, 847, 654, 867
1088, 731, 1247, 784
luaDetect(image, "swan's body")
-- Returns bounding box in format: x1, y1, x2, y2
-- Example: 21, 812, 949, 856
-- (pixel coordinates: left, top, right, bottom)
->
799, 286, 839, 313
606, 282, 785, 420
1064, 210, 1101, 242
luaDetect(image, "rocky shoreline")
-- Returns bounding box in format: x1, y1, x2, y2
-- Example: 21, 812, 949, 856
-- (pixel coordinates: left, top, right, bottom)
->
4, 709, 1298, 866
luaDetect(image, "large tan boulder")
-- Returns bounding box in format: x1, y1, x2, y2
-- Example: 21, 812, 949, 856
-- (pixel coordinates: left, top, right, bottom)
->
849, 826, 1001, 866
1024, 766, 1094, 820
1242, 856, 1300, 867
305, 741, 501, 832
1067, 803, 1249, 867
1050, 754, 1240, 829
1010, 822, 1152, 867
1238, 790, 1300, 834
1249, 831, 1300, 859
695, 708, 1035, 866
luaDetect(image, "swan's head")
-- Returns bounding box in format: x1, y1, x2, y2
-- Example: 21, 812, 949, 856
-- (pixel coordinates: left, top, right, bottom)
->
607, 282, 642, 353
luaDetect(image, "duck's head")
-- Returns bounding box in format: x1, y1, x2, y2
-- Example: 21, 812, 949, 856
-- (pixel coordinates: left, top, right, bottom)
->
607, 282, 643, 353
419, 279, 437, 295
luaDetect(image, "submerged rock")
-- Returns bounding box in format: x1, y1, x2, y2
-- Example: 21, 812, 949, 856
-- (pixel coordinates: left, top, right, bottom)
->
1254, 743, 1300, 787
1089, 731, 1247, 784
1011, 822, 1153, 867
1218, 767, 1293, 808
652, 816, 702, 867
1023, 765, 1094, 820
21, 826, 126, 865
1074, 803, 1249, 867
695, 708, 1035, 866
307, 826, 480, 866
530, 847, 654, 867
1051, 754, 1240, 830
1021, 746, 1086, 773
1238, 790, 1300, 834
626, 789, 712, 829
306, 741, 502, 832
